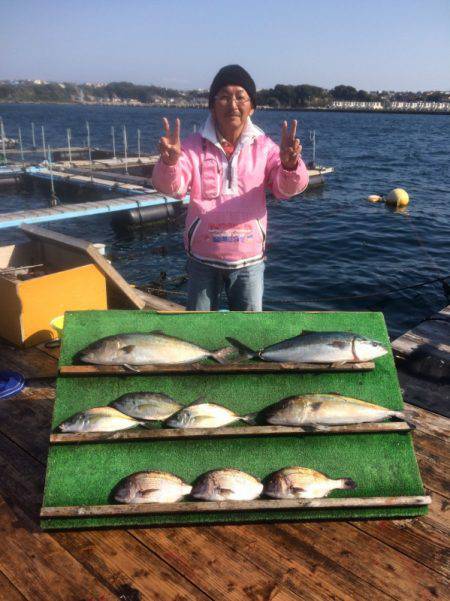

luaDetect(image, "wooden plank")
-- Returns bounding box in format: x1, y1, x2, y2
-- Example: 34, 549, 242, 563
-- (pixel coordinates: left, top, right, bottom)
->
404, 403, 450, 439
392, 306, 450, 358
132, 526, 305, 601
0, 341, 57, 379
206, 522, 392, 601
0, 382, 54, 463
0, 498, 117, 601
49, 421, 414, 445
270, 520, 449, 601
40, 496, 431, 519
351, 490, 449, 578
0, 428, 48, 521
414, 432, 450, 499
393, 321, 450, 356
413, 429, 450, 466
0, 570, 26, 601
60, 360, 375, 376
52, 529, 212, 601
135, 287, 185, 311
0, 400, 206, 601
400, 369, 450, 418
0, 417, 209, 601
420, 491, 449, 536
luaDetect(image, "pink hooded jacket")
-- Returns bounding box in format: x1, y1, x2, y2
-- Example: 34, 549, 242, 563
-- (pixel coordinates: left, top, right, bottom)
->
152, 115, 309, 269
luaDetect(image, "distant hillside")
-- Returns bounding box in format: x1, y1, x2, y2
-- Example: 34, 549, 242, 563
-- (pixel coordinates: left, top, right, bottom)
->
0, 80, 448, 108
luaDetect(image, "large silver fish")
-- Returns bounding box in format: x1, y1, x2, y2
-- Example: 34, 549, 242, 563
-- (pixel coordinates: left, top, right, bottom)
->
57, 406, 146, 433
253, 393, 407, 427
263, 467, 356, 499
110, 392, 183, 421
191, 468, 263, 501
226, 331, 387, 364
77, 330, 233, 366
165, 398, 246, 429
113, 471, 192, 504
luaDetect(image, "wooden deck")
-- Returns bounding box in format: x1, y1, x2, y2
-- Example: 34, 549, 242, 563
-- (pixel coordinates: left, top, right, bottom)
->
0, 339, 448, 600
392, 305, 450, 417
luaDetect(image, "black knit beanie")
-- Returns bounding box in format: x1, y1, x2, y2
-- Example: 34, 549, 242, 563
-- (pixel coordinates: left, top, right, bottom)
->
208, 65, 257, 109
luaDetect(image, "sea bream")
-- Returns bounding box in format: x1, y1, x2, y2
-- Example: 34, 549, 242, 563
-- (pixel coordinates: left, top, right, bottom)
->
110, 392, 183, 421
76, 331, 233, 366
226, 331, 387, 364
191, 468, 263, 501
113, 471, 192, 504
263, 467, 356, 499
57, 406, 147, 433
165, 398, 247, 429
253, 393, 408, 427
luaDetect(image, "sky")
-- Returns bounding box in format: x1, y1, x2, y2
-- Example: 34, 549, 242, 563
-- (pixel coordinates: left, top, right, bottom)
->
1, 0, 449, 92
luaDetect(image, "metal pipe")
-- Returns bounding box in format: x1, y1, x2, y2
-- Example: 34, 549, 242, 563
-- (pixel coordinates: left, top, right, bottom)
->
41, 125, 46, 159
123, 125, 128, 174
309, 130, 316, 167
67, 128, 72, 165
0, 118, 7, 165
18, 127, 24, 164
31, 122, 36, 149
86, 121, 93, 181
111, 126, 116, 159
47, 146, 58, 206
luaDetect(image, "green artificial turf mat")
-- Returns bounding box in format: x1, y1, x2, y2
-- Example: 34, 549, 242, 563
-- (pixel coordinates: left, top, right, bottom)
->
41, 310, 427, 530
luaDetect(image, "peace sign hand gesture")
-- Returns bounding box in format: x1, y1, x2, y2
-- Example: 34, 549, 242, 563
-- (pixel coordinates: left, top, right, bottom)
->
159, 118, 181, 166
280, 120, 302, 170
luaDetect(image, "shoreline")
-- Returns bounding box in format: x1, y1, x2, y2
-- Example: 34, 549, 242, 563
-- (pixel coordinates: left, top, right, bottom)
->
0, 101, 449, 115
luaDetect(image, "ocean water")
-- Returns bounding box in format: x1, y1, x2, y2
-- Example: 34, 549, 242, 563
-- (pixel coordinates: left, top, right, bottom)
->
1, 104, 449, 337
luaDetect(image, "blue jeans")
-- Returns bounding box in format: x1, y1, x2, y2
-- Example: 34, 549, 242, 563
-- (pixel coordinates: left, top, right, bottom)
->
186, 258, 265, 311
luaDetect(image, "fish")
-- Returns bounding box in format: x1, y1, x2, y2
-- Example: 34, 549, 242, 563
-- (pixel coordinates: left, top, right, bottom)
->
250, 393, 409, 427
226, 331, 387, 364
57, 406, 147, 433
76, 331, 234, 366
190, 468, 263, 501
110, 392, 183, 421
263, 467, 357, 499
113, 471, 192, 504
165, 398, 247, 429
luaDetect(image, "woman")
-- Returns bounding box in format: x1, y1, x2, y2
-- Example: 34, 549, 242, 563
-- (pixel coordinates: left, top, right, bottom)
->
152, 64, 309, 311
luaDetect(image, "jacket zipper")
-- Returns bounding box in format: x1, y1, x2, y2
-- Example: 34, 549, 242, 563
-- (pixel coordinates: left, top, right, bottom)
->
256, 219, 266, 248
187, 217, 201, 253
227, 159, 232, 191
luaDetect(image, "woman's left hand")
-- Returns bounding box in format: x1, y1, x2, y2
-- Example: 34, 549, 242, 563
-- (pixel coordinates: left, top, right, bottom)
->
280, 120, 302, 170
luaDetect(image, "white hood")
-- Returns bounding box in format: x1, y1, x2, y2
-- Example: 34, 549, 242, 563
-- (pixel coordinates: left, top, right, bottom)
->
200, 114, 265, 149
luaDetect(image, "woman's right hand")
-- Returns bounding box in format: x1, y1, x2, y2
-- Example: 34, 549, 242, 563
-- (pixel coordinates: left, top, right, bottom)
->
159, 117, 181, 166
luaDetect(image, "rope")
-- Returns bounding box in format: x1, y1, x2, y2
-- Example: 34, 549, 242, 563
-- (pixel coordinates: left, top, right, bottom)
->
139, 273, 449, 303
402, 213, 450, 302
134, 195, 450, 305
274, 274, 449, 304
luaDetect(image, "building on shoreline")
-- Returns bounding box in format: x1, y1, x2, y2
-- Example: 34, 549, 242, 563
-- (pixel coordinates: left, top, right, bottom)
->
331, 100, 450, 112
